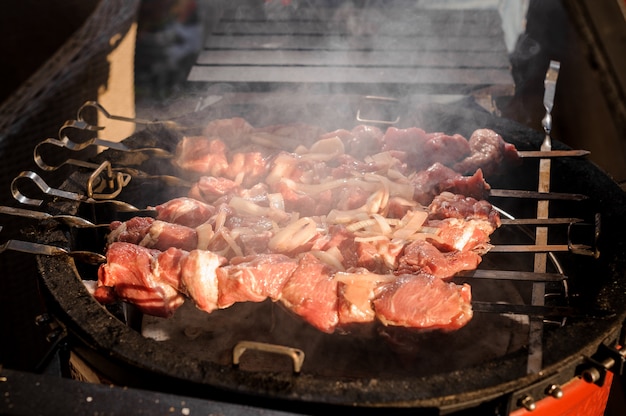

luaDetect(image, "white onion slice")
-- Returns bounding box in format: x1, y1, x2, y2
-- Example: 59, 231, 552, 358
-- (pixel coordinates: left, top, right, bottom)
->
196, 223, 215, 250
268, 217, 318, 253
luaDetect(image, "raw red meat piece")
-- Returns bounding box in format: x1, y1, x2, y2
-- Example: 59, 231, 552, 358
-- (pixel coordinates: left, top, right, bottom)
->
310, 224, 360, 269
108, 216, 155, 246
396, 240, 482, 280
217, 254, 298, 308
382, 127, 471, 171
202, 117, 254, 147
373, 273, 473, 331
428, 192, 501, 229
333, 185, 370, 210
382, 127, 428, 164
138, 220, 198, 252
427, 218, 495, 253
344, 124, 384, 159
188, 176, 241, 204
174, 137, 229, 175
422, 132, 472, 167
411, 163, 491, 205
336, 269, 395, 326
180, 249, 225, 313
154, 247, 188, 290
153, 197, 215, 227
453, 128, 520, 176
108, 218, 198, 252
95, 242, 184, 317
223, 151, 269, 186
356, 239, 404, 274
279, 253, 339, 333
275, 181, 332, 217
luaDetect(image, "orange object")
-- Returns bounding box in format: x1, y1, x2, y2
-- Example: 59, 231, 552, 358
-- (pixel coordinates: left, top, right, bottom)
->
510, 372, 613, 416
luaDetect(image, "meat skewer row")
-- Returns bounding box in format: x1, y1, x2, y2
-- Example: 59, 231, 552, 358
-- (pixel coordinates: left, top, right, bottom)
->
96, 190, 496, 333
92, 120, 514, 334
174, 118, 520, 186
112, 192, 499, 277
95, 242, 472, 334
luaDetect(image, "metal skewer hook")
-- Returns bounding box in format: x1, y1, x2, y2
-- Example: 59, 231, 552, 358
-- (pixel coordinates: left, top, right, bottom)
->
10, 171, 148, 213
76, 101, 179, 130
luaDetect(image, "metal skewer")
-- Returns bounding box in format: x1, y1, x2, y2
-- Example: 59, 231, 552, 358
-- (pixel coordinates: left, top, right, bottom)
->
0, 206, 108, 228
55, 121, 174, 159
527, 59, 561, 375
0, 226, 106, 265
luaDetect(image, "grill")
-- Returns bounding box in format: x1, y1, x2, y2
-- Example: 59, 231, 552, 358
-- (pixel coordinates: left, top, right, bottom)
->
0, 91, 623, 415
1, 1, 626, 415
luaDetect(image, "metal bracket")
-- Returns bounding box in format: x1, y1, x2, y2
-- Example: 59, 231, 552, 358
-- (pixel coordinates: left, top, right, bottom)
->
356, 95, 401, 125
233, 341, 305, 374
580, 341, 626, 386
567, 213, 601, 258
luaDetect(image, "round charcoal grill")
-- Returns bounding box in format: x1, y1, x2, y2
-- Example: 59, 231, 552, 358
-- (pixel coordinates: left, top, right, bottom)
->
25, 99, 626, 414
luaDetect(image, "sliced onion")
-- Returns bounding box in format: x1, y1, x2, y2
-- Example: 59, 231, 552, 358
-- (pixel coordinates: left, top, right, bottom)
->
354, 235, 391, 243
310, 248, 345, 271
365, 188, 388, 215
229, 196, 268, 216
219, 229, 244, 257
393, 210, 429, 239
228, 195, 291, 224
196, 223, 215, 250
372, 213, 392, 236
213, 210, 227, 232
266, 153, 297, 185
266, 193, 283, 212
268, 217, 318, 253
233, 171, 244, 186
327, 208, 370, 224
363, 173, 413, 200
345, 218, 377, 233
299, 136, 345, 162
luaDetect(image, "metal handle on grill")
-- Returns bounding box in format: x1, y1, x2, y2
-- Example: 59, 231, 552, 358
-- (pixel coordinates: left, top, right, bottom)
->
233, 341, 305, 374
356, 95, 401, 125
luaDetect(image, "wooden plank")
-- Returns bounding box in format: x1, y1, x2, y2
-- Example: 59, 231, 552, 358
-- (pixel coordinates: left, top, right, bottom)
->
187, 65, 513, 86
196, 49, 511, 69
215, 14, 503, 37
232, 6, 502, 24
191, 5, 513, 97
204, 34, 508, 52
